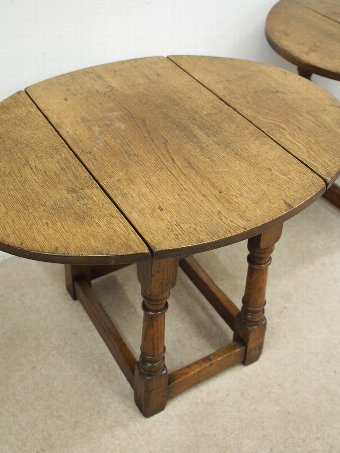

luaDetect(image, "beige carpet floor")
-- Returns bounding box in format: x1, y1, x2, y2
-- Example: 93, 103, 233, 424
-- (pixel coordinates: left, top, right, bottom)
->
0, 199, 339, 453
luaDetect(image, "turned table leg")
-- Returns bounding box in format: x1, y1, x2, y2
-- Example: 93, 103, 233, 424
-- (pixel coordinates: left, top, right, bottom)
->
234, 224, 283, 365
134, 258, 178, 417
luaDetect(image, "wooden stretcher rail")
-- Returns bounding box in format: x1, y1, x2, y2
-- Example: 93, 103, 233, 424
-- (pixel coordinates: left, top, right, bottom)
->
179, 256, 240, 329
168, 342, 245, 398
74, 278, 137, 387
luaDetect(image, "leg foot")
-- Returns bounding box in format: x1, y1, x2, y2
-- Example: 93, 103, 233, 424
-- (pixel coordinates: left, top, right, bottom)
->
234, 224, 283, 365
134, 365, 168, 417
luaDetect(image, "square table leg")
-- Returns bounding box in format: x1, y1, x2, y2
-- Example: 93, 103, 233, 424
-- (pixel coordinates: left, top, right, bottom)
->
65, 263, 131, 299
297, 67, 312, 80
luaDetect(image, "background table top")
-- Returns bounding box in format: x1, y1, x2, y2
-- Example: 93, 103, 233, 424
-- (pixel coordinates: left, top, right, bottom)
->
0, 56, 339, 263
266, 0, 340, 80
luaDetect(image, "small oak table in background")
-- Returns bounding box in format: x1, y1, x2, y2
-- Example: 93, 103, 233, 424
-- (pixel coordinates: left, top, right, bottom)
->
0, 56, 339, 416
266, 0, 340, 209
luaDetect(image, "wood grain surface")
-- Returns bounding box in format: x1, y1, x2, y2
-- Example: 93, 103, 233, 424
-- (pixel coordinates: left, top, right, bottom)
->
265, 0, 340, 80
170, 56, 340, 185
26, 57, 325, 258
0, 92, 149, 264
295, 0, 340, 24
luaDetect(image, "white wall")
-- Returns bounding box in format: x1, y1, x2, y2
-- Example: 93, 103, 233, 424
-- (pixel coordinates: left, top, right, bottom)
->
0, 0, 339, 261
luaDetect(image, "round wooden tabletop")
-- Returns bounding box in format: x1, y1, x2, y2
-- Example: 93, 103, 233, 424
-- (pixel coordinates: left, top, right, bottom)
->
265, 0, 340, 80
0, 56, 339, 264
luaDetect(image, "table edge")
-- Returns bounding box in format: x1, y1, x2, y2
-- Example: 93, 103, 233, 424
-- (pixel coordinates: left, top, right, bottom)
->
265, 22, 340, 81
0, 242, 150, 266
149, 185, 325, 259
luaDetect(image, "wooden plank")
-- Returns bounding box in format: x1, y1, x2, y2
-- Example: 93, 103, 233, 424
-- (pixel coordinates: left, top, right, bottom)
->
0, 92, 149, 264
27, 57, 325, 258
168, 342, 245, 399
170, 55, 340, 184
295, 0, 340, 24
179, 256, 239, 329
75, 278, 137, 386
265, 0, 340, 80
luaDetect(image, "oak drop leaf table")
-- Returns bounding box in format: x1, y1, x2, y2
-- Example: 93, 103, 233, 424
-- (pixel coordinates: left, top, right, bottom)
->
266, 0, 340, 208
0, 56, 339, 417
